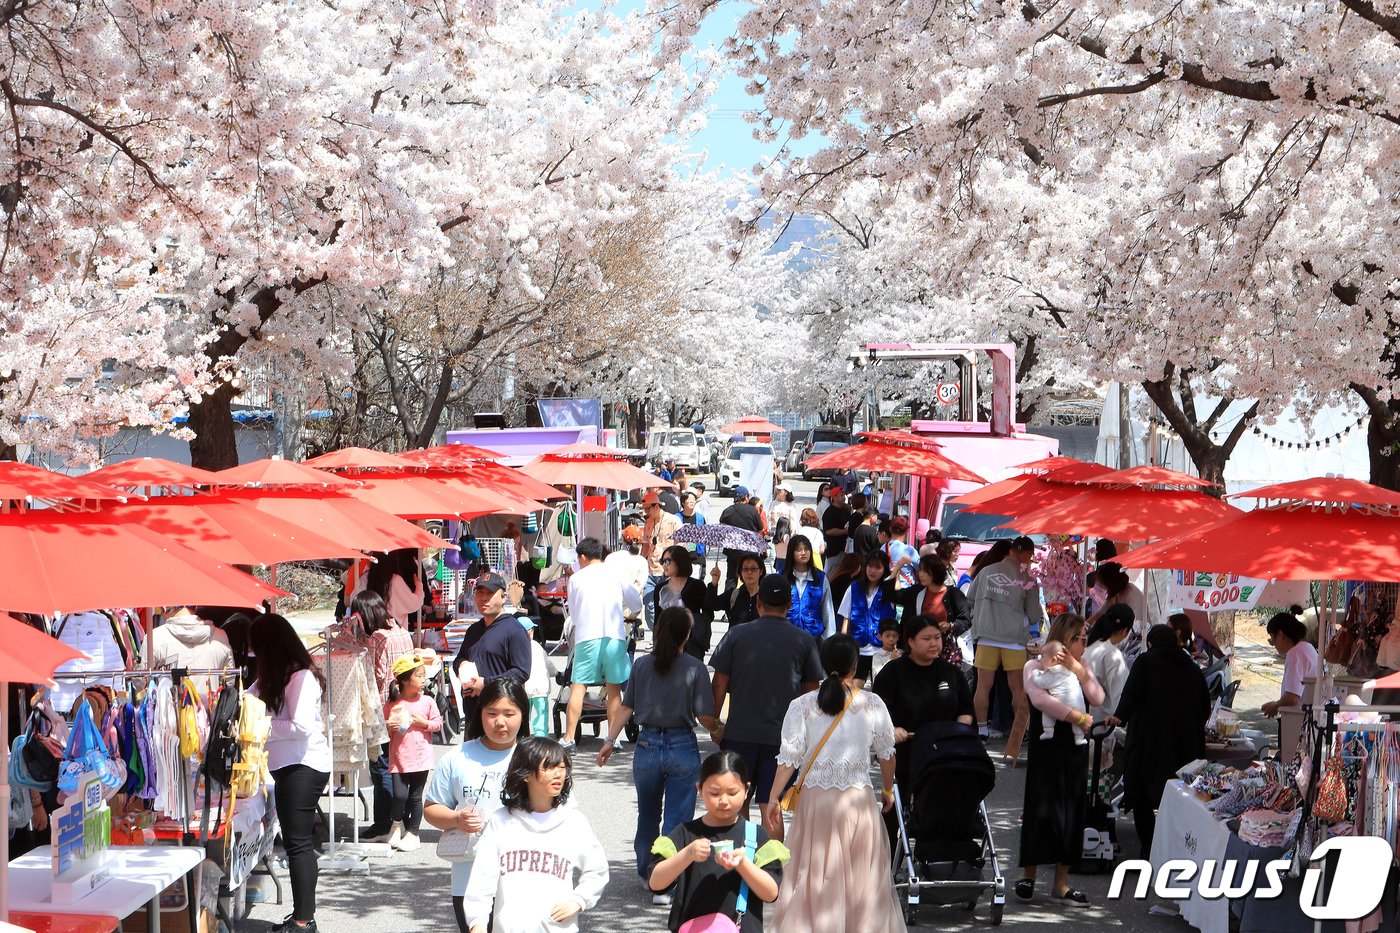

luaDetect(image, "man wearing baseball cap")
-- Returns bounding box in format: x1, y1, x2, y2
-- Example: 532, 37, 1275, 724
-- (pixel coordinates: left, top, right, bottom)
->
710, 573, 823, 839
452, 571, 532, 723
718, 485, 764, 588
640, 491, 682, 630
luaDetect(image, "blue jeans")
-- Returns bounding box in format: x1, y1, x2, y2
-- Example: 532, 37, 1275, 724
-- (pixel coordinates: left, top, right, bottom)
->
642, 574, 666, 630
632, 726, 700, 878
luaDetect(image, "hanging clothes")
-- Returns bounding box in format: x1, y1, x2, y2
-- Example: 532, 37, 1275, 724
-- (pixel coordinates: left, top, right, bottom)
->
50, 612, 127, 710
316, 647, 388, 782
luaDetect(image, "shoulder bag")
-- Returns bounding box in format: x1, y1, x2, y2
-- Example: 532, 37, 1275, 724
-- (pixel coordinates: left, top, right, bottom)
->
780, 692, 853, 813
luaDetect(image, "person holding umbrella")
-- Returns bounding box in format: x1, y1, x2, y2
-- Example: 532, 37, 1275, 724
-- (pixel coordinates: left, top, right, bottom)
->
719, 486, 765, 587
641, 492, 683, 631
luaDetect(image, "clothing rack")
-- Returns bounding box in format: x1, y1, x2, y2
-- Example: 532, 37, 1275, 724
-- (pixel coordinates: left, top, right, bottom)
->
315, 634, 382, 871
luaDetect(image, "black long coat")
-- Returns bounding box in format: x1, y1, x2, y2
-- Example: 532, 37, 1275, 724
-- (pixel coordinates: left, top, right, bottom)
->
1113, 644, 1211, 811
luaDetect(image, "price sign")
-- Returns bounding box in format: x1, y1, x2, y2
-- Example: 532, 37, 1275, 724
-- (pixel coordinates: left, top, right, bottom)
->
51, 772, 114, 902
1167, 570, 1269, 613
935, 382, 961, 405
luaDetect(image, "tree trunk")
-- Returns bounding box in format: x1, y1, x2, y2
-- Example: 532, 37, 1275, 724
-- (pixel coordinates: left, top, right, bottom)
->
1140, 364, 1258, 497
188, 382, 242, 470
0, 442, 15, 461
1352, 384, 1400, 491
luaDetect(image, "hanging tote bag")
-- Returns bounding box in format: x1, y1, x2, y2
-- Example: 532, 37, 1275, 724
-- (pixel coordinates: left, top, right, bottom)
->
1313, 744, 1350, 823
179, 679, 204, 760
59, 699, 124, 794
677, 821, 757, 933
780, 693, 852, 813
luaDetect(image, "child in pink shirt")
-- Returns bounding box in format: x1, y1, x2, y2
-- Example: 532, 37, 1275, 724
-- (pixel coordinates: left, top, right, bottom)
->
384, 651, 443, 851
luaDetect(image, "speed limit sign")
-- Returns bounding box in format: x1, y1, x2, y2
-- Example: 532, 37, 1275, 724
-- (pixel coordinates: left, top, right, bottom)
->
935, 382, 961, 405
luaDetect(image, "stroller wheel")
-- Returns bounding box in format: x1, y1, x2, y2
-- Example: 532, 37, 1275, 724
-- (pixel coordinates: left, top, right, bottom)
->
903, 907, 918, 925
966, 899, 977, 911
991, 903, 1004, 926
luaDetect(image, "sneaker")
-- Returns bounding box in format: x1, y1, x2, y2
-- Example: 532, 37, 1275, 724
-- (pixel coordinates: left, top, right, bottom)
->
386, 826, 403, 849
394, 832, 421, 852
269, 917, 318, 932
988, 728, 1006, 740
612, 736, 626, 753
560, 740, 577, 754
361, 826, 393, 843
652, 893, 673, 906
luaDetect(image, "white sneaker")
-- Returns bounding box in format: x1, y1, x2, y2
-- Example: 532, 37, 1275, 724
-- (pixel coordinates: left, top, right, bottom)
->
652, 893, 672, 906
386, 826, 403, 849
612, 736, 626, 752
394, 832, 420, 852
560, 740, 577, 754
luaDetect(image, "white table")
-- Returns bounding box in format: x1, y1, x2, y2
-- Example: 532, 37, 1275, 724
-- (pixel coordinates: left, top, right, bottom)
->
1149, 780, 1234, 933
7, 846, 203, 933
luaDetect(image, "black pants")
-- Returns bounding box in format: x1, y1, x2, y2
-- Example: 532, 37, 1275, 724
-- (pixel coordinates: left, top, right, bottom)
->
453, 896, 494, 933
1134, 805, 1156, 858
369, 743, 391, 830
272, 764, 329, 923
390, 771, 428, 832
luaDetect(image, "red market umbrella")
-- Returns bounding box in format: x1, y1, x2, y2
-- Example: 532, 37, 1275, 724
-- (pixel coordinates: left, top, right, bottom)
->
0, 511, 286, 615
521, 443, 671, 491
454, 462, 567, 502
719, 416, 784, 435
1075, 465, 1219, 490
1118, 506, 1400, 581
220, 489, 453, 552
0, 462, 131, 505
1012, 455, 1085, 473
803, 439, 986, 483
85, 457, 221, 489
1231, 477, 1400, 508
958, 461, 1115, 515
303, 447, 417, 471
92, 497, 362, 566
423, 475, 547, 515
399, 443, 505, 467
345, 476, 515, 520
0, 613, 89, 922
1009, 487, 1242, 541
210, 458, 358, 490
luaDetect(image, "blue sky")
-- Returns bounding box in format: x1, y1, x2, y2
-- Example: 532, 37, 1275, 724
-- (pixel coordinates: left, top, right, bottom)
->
590, 0, 822, 176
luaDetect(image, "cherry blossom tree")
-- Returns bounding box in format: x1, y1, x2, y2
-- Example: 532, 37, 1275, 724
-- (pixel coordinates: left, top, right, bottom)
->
667, 0, 1400, 484
2, 0, 709, 465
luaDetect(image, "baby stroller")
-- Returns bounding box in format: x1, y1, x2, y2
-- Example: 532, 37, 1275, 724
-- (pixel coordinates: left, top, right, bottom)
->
892, 720, 1005, 925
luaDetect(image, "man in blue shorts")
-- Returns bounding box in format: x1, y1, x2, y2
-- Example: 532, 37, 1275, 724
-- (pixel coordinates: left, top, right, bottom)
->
562, 537, 642, 752
710, 573, 823, 840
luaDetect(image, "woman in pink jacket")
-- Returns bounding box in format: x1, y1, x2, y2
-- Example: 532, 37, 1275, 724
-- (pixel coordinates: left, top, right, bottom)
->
1015, 613, 1103, 908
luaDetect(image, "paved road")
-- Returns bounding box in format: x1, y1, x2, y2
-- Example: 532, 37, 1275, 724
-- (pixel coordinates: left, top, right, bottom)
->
250, 473, 1283, 931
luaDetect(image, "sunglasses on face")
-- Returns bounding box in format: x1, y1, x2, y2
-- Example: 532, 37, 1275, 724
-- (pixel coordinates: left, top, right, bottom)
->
661, 558, 674, 565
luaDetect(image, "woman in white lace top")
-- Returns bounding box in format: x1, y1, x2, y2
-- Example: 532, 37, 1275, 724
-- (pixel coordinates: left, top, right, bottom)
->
763, 634, 907, 932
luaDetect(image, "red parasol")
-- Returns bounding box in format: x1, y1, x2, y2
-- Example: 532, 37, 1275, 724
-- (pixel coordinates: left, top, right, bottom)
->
0, 512, 286, 615
1009, 487, 1241, 541
345, 475, 528, 520
399, 443, 505, 466
1230, 477, 1400, 508
719, 416, 784, 435
1074, 465, 1219, 490
454, 462, 567, 502
210, 458, 358, 489
91, 497, 362, 566
802, 439, 986, 483
0, 462, 130, 505
957, 462, 1115, 515
1012, 455, 1085, 472
424, 475, 546, 514
0, 611, 86, 684
219, 489, 454, 552
303, 447, 417, 471
521, 443, 671, 490
85, 457, 221, 489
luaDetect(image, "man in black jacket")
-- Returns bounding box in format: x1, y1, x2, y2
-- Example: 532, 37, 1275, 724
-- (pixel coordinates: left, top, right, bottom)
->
719, 486, 764, 589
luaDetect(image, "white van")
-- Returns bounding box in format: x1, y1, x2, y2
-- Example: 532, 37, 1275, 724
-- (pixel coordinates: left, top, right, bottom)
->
646, 427, 701, 471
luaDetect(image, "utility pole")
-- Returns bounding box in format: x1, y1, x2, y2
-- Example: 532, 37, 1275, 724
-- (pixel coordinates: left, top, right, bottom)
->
1117, 383, 1132, 468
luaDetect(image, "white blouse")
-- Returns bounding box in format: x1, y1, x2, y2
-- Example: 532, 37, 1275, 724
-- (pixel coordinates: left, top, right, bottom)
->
777, 690, 896, 791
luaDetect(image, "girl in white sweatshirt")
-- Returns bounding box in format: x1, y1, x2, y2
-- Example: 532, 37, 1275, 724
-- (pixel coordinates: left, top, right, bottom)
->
464, 737, 609, 933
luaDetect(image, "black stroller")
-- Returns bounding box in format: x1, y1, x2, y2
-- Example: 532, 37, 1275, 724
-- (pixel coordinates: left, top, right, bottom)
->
891, 720, 1006, 925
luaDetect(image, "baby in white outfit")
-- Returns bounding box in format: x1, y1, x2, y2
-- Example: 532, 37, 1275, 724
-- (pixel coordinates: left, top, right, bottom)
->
1029, 640, 1086, 741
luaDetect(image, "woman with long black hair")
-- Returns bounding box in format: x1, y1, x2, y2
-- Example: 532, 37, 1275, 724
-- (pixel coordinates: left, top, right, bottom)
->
249, 614, 331, 933
765, 634, 905, 932
597, 607, 719, 901
836, 550, 897, 686
651, 545, 711, 660
781, 535, 833, 639
365, 548, 424, 627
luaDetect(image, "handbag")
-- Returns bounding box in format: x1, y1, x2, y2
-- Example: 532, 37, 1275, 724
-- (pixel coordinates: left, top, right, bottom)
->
58, 699, 124, 794
677, 821, 758, 933
1312, 744, 1349, 823
458, 522, 483, 562
437, 827, 476, 863
1324, 596, 1361, 664
780, 692, 853, 813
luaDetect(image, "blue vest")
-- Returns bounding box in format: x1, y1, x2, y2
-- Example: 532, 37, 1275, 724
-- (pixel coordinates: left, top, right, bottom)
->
786, 570, 827, 638
849, 584, 894, 649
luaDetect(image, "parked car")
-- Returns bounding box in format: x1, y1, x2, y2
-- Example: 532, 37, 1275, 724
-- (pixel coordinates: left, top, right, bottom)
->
718, 442, 776, 494
783, 440, 806, 472
799, 425, 853, 480
645, 426, 702, 471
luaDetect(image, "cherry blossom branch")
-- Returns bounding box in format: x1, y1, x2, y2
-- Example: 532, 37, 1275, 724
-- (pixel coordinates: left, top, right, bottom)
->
1338, 0, 1400, 43
1037, 72, 1167, 109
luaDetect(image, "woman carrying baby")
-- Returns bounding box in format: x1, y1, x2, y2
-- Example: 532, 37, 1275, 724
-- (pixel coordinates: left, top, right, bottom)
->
1015, 613, 1102, 908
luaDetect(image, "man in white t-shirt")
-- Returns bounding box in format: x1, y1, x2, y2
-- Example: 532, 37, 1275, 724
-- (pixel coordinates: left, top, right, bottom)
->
563, 538, 643, 751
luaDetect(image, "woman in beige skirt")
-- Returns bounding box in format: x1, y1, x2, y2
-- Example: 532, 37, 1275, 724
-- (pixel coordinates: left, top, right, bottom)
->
764, 634, 907, 933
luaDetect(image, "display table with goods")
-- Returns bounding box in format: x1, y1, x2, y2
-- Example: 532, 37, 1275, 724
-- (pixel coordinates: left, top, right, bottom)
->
7, 846, 202, 933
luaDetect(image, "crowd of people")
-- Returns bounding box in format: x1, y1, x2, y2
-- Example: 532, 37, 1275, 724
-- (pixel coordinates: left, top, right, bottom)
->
237, 471, 1286, 933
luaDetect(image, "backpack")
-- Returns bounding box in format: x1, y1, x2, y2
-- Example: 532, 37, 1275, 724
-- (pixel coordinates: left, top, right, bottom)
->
231, 692, 271, 798
201, 682, 243, 788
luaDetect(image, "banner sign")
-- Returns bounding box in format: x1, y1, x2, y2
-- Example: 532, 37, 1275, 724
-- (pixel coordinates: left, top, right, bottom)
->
1167, 571, 1269, 612
537, 398, 602, 429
